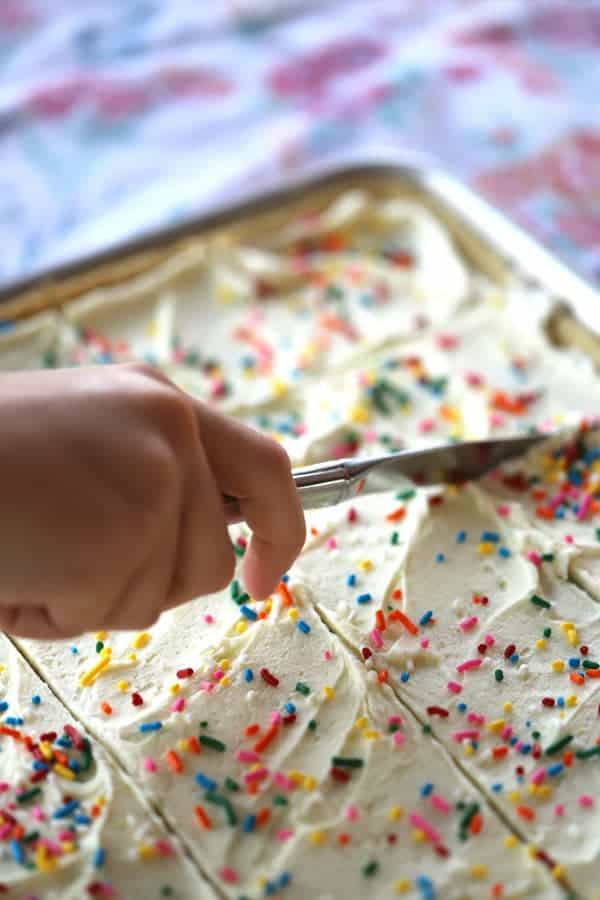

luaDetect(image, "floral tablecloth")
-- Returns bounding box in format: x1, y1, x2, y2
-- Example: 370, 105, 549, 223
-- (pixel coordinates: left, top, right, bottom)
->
1, 0, 599, 289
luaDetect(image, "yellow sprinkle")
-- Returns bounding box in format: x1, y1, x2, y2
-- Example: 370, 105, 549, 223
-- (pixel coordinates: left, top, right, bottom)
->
287, 608, 299, 622
528, 784, 552, 799
477, 541, 495, 556
323, 686, 335, 700
387, 805, 403, 821
131, 632, 150, 650
412, 829, 426, 843
219, 676, 230, 688
445, 484, 459, 498
566, 695, 577, 708
362, 729, 380, 740
270, 378, 288, 399
355, 717, 368, 729
137, 843, 157, 860
169, 684, 180, 695
508, 790, 521, 803
177, 739, 188, 753
128, 653, 137, 662
0, 665, 4, 673
263, 599, 272, 614
79, 648, 112, 687
469, 864, 487, 879
394, 879, 411, 894
503, 702, 512, 715
54, 763, 75, 780
95, 631, 108, 641
61, 841, 76, 854
303, 776, 317, 791
95, 795, 106, 808
358, 559, 373, 572
560, 621, 574, 632
34, 844, 57, 873
504, 835, 518, 849
116, 680, 129, 693
218, 659, 231, 671
349, 404, 370, 424
235, 621, 247, 634
144, 321, 158, 338
255, 877, 267, 890
567, 629, 578, 646
535, 639, 546, 650
463, 743, 475, 757
551, 865, 565, 880
39, 741, 53, 761
551, 660, 565, 673
308, 830, 325, 845
487, 719, 504, 733
216, 284, 235, 304
287, 770, 303, 785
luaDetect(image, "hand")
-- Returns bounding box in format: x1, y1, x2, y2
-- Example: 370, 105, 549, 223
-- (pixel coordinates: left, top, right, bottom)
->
0, 363, 305, 638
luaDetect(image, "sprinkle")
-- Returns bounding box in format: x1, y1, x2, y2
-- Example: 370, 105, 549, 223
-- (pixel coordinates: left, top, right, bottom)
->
408, 812, 441, 845
435, 553, 445, 563
370, 629, 384, 649
346, 574, 357, 587
578, 794, 594, 808
297, 620, 311, 634
243, 668, 254, 683
545, 735, 573, 756
79, 650, 112, 687
194, 772, 216, 791
526, 550, 541, 567
240, 605, 257, 621
456, 530, 467, 543
139, 721, 162, 733
393, 611, 419, 635
362, 860, 379, 878
452, 730, 479, 743
194, 806, 212, 829
530, 595, 551, 610
419, 611, 433, 627
456, 659, 481, 674
219, 867, 239, 884
458, 616, 478, 632
331, 756, 364, 769
447, 681, 462, 694
199, 736, 226, 752
166, 751, 183, 774
131, 632, 150, 650
260, 668, 279, 687
143, 757, 157, 773
357, 593, 373, 605
295, 682, 310, 696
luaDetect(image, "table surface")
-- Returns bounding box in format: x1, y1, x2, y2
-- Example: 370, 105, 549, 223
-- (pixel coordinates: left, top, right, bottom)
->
1, 0, 599, 290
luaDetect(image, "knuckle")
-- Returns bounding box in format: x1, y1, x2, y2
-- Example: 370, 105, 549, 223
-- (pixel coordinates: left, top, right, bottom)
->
260, 438, 292, 479
202, 540, 235, 595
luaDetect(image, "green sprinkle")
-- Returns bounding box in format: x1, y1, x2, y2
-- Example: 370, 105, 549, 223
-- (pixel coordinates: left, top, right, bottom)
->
199, 736, 226, 752
235, 592, 249, 607
230, 580, 240, 600
160, 887, 174, 897
422, 724, 432, 735
272, 795, 288, 806
575, 746, 600, 759
543, 627, 552, 638
459, 803, 479, 840
295, 682, 310, 696
545, 735, 573, 756
541, 553, 554, 562
595, 528, 600, 542
390, 531, 399, 545
23, 830, 40, 843
95, 641, 104, 654
224, 777, 240, 792
331, 756, 364, 769
308, 720, 318, 732
233, 543, 246, 558
199, 721, 208, 728
16, 787, 41, 805
532, 730, 541, 740
582, 660, 599, 669
362, 860, 379, 878
205, 792, 237, 826
494, 669, 504, 682
396, 489, 416, 501
530, 594, 551, 609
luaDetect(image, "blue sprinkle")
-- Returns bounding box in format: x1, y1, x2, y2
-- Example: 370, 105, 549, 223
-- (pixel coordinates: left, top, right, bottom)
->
356, 593, 372, 605
243, 668, 254, 683
297, 620, 311, 634
456, 530, 467, 544
555, 508, 565, 519
491, 783, 503, 793
32, 761, 48, 772
56, 735, 71, 748
0, 701, 8, 713
139, 721, 162, 733
265, 883, 277, 897
480, 531, 500, 543
435, 553, 445, 563
419, 610, 433, 626
346, 574, 357, 587
498, 546, 511, 558
415, 874, 435, 900
0, 320, 15, 333
509, 735, 518, 746
568, 658, 580, 669
30, 695, 41, 706
74, 814, 91, 825
281, 574, 290, 583
9, 839, 25, 864
568, 469, 582, 486
240, 605, 257, 621
194, 772, 217, 791
283, 703, 296, 714
419, 782, 433, 797
93, 847, 106, 868
509, 653, 519, 665
400, 672, 410, 683
457, 702, 467, 713
556, 697, 565, 708
53, 799, 80, 819
68, 759, 80, 773
70, 646, 78, 654
242, 814, 256, 833
277, 872, 291, 889
547, 763, 564, 777
5, 717, 23, 727
519, 744, 531, 755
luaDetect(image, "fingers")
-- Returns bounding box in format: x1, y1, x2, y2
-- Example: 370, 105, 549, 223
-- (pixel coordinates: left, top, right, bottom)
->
0, 605, 78, 640
194, 403, 306, 599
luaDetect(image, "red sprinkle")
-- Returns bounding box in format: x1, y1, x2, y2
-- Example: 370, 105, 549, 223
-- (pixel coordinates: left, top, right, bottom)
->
426, 706, 449, 718
176, 668, 194, 679
260, 668, 279, 688
503, 643, 516, 660
131, 692, 143, 707
330, 767, 351, 784
542, 697, 555, 708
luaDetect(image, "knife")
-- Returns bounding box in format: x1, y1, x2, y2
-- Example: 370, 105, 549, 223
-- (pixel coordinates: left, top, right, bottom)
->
223, 432, 548, 524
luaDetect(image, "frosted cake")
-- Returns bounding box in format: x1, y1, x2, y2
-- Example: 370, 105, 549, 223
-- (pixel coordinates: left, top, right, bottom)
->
1, 189, 600, 898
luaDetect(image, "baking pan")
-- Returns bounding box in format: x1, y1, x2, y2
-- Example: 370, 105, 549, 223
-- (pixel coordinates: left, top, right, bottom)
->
0, 153, 597, 362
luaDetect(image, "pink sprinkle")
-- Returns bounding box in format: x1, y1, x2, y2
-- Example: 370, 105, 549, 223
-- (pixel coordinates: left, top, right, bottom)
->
526, 550, 541, 567
430, 794, 450, 814
345, 804, 359, 821
203, 614, 214, 624
554, 803, 564, 817
0, 824, 11, 840
447, 681, 462, 694
219, 867, 239, 884
58, 829, 75, 841
489, 412, 505, 429
236, 750, 260, 764
370, 628, 384, 650
484, 633, 495, 647
155, 840, 173, 857
199, 681, 214, 693
459, 615, 478, 632
456, 658, 482, 674
323, 650, 333, 661
326, 537, 337, 550
276, 829, 293, 841
436, 333, 458, 350
548, 489, 568, 512
464, 371, 484, 387
210, 379, 227, 399
393, 731, 405, 747
576, 492, 593, 521
514, 741, 525, 752
418, 418, 435, 434
30, 806, 45, 822
243, 767, 269, 784
578, 794, 594, 808
171, 697, 185, 713
272, 772, 295, 791
0, 783, 9, 793
357, 371, 370, 387
420, 638, 429, 649
495, 504, 510, 517
452, 730, 480, 743
564, 534, 574, 545
530, 768, 546, 785
363, 429, 377, 443
40, 839, 61, 855
501, 725, 512, 741
467, 712, 485, 726
388, 715, 403, 726
408, 812, 442, 845
143, 757, 157, 773
270, 711, 281, 726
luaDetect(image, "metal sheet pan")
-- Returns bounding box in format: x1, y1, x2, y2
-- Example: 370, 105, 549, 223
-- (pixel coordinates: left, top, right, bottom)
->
0, 154, 597, 360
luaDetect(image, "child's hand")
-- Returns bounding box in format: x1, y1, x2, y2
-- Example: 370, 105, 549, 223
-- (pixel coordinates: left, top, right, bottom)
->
0, 364, 305, 638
